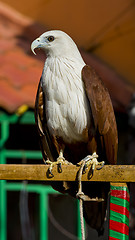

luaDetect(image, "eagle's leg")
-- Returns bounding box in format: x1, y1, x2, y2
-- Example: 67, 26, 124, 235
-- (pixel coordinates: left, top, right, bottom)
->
46, 149, 72, 176
78, 152, 105, 174
56, 149, 67, 173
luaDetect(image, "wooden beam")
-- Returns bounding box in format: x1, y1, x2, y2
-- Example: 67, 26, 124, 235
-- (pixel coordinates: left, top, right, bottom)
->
0, 164, 135, 182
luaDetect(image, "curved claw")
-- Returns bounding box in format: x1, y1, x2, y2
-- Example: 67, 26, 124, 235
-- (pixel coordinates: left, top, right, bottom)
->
48, 168, 54, 177
82, 164, 87, 174
58, 163, 62, 173
91, 167, 94, 176
97, 161, 105, 170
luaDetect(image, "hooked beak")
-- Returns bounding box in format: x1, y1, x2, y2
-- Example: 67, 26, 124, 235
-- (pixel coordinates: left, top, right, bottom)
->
31, 38, 42, 55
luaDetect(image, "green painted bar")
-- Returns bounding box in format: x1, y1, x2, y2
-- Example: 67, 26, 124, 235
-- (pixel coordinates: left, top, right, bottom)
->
0, 111, 35, 124
40, 193, 48, 240
0, 113, 18, 124
0, 121, 9, 148
18, 111, 35, 124
110, 210, 129, 226
109, 229, 129, 240
110, 196, 129, 209
3, 150, 42, 159
5, 182, 57, 194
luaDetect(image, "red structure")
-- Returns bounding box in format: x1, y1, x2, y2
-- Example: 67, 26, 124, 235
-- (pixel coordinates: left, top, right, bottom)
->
109, 183, 130, 240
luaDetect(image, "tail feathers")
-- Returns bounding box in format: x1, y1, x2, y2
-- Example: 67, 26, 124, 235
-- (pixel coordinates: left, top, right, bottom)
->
83, 200, 106, 234
83, 182, 109, 235
51, 181, 109, 235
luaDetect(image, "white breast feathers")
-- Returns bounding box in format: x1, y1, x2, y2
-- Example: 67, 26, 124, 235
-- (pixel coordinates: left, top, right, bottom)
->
42, 56, 90, 144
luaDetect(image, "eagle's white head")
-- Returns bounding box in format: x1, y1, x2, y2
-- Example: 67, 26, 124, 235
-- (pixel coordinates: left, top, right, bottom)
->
31, 30, 84, 63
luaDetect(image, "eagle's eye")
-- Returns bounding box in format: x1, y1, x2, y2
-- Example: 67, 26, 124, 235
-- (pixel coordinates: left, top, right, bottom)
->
47, 36, 55, 42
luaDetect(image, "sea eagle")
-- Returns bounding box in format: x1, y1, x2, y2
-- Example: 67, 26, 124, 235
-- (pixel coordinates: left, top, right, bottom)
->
31, 30, 118, 234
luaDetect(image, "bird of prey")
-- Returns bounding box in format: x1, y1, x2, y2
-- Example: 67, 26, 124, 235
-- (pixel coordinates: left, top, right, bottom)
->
31, 30, 118, 235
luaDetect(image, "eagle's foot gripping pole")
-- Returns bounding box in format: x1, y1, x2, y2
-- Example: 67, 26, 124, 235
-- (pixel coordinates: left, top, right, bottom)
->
76, 157, 104, 202
78, 152, 105, 174
46, 150, 72, 176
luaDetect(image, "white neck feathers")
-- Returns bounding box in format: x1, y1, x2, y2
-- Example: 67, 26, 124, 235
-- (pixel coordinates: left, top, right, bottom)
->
42, 57, 90, 143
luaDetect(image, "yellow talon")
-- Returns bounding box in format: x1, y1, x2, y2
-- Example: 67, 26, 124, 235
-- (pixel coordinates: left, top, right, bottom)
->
46, 150, 72, 176
78, 152, 105, 174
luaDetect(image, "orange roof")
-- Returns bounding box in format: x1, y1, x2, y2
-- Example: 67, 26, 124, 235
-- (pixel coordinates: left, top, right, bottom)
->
0, 3, 46, 113
0, 2, 134, 113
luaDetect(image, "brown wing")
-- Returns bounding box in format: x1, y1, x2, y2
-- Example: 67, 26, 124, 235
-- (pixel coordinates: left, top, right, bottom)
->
35, 77, 57, 162
35, 77, 68, 194
82, 65, 118, 164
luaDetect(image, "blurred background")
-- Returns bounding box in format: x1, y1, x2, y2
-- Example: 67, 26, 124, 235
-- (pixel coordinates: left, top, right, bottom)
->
0, 0, 135, 239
